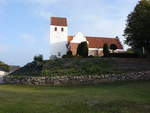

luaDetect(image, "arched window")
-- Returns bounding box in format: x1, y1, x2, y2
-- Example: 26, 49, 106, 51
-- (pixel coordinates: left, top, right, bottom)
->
61, 28, 64, 32
54, 27, 57, 31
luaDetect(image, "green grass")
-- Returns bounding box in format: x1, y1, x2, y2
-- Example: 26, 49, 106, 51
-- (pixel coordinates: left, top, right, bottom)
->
0, 81, 150, 113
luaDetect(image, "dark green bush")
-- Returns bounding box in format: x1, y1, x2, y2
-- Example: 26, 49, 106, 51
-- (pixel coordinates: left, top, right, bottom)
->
103, 43, 110, 57
110, 44, 118, 53
77, 42, 88, 57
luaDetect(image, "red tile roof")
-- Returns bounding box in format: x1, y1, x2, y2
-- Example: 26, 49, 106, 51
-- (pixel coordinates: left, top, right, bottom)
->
51, 17, 67, 26
68, 36, 74, 42
68, 36, 123, 49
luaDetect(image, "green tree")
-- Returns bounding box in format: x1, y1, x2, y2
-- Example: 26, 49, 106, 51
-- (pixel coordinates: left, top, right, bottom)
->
67, 50, 73, 56
77, 41, 89, 57
126, 48, 135, 54
103, 43, 110, 57
34, 55, 43, 62
110, 44, 118, 53
124, 0, 150, 56
34, 55, 43, 66
0, 61, 9, 72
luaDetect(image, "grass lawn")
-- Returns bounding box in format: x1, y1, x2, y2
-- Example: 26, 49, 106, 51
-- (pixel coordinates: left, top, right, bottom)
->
0, 81, 150, 113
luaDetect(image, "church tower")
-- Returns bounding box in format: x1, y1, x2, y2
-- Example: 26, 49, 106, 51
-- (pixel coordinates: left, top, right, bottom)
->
50, 17, 68, 58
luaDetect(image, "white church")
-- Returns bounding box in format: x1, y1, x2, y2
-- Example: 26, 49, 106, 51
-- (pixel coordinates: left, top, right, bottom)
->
50, 17, 123, 58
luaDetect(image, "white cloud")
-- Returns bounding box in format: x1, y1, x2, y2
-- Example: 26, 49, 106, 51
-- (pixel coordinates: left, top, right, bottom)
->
19, 34, 36, 44
33, 8, 53, 19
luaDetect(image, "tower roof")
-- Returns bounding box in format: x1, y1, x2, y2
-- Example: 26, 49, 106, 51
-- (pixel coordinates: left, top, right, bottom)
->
51, 17, 67, 26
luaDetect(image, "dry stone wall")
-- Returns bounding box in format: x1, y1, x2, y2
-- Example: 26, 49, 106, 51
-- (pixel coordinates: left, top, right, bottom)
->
3, 71, 150, 86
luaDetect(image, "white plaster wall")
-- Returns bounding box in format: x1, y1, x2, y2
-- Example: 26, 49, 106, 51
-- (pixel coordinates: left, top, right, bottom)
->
71, 32, 87, 43
50, 25, 68, 58
89, 48, 103, 51
0, 71, 8, 83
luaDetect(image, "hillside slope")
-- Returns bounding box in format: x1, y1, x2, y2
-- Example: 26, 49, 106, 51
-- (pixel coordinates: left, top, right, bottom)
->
10, 58, 150, 76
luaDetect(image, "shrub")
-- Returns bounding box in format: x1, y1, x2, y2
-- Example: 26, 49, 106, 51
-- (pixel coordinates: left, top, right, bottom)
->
67, 50, 72, 56
126, 48, 135, 53
108, 53, 139, 58
110, 44, 118, 53
34, 55, 43, 66
62, 50, 73, 58
0, 61, 9, 72
103, 43, 110, 57
77, 41, 88, 57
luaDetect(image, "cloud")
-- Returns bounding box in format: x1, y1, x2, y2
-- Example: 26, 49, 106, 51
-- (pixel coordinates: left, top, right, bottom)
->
33, 8, 53, 19
19, 34, 36, 44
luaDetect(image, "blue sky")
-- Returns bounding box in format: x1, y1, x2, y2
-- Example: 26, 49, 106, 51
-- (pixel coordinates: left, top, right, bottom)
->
0, 0, 139, 66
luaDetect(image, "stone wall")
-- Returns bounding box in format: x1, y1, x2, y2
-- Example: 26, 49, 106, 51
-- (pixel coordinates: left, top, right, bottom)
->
3, 71, 150, 86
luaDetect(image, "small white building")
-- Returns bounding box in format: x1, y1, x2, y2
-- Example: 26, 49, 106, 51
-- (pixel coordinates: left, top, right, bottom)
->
0, 69, 8, 83
50, 17, 123, 57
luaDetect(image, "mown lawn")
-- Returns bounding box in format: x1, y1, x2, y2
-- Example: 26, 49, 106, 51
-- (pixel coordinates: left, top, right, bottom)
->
0, 81, 150, 113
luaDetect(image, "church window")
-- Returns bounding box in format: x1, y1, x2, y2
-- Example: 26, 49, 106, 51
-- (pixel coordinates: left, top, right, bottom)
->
61, 28, 64, 32
55, 27, 57, 31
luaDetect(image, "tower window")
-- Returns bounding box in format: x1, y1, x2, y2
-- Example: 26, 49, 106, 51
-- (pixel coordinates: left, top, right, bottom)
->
54, 27, 57, 31
61, 28, 64, 32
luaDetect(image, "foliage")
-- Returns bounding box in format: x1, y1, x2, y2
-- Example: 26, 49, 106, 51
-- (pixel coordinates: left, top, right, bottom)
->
0, 61, 9, 72
108, 53, 139, 58
124, 0, 150, 56
10, 62, 43, 76
9, 58, 150, 77
110, 44, 118, 53
77, 42, 89, 57
34, 55, 43, 63
103, 43, 110, 57
126, 48, 135, 53
67, 50, 73, 56
62, 50, 73, 58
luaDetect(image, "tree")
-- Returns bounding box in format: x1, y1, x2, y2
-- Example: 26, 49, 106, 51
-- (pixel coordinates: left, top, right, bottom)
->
124, 0, 150, 56
127, 48, 135, 54
0, 61, 9, 72
67, 50, 73, 56
62, 50, 73, 58
34, 55, 43, 65
103, 43, 110, 57
110, 44, 118, 53
77, 41, 89, 57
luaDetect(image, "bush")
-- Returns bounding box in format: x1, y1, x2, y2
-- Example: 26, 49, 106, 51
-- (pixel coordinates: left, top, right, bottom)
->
126, 48, 135, 53
77, 42, 88, 57
0, 61, 9, 72
110, 44, 118, 53
103, 43, 110, 57
107, 53, 139, 58
10, 62, 43, 76
67, 50, 73, 56
34, 55, 44, 66
34, 55, 43, 62
62, 50, 73, 58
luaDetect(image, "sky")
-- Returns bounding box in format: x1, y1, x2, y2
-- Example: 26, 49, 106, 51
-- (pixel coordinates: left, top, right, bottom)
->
0, 0, 139, 66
